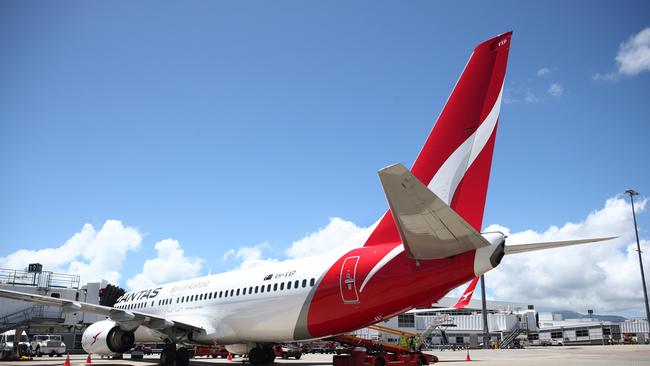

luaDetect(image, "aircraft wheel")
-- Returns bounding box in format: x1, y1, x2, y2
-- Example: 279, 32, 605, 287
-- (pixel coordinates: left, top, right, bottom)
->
176, 347, 190, 366
160, 346, 176, 366
249, 347, 263, 365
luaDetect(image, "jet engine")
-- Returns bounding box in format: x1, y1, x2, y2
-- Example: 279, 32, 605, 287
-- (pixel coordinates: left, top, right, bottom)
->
81, 320, 135, 355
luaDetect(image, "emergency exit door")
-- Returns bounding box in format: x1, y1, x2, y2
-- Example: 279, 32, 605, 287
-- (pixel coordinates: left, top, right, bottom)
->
340, 256, 360, 304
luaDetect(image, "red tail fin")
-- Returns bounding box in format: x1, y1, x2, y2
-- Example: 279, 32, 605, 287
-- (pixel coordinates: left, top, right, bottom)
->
452, 277, 479, 309
365, 32, 512, 246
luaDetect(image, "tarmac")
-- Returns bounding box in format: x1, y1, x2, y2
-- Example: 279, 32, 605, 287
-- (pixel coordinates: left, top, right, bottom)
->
1, 345, 649, 366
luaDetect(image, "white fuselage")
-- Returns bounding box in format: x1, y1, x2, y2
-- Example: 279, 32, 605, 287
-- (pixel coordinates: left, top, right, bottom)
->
114, 254, 336, 344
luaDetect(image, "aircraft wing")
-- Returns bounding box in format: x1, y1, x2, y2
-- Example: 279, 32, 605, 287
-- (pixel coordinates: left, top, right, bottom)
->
0, 288, 205, 334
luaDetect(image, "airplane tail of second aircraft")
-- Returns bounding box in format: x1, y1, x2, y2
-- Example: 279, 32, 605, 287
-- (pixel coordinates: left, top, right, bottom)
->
365, 31, 513, 247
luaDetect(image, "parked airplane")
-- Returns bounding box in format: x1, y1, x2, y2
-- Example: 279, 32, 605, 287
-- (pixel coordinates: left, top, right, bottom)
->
0, 31, 615, 366
406, 277, 480, 314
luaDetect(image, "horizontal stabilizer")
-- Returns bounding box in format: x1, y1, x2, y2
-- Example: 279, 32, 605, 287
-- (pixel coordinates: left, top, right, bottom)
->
505, 237, 618, 255
378, 163, 490, 259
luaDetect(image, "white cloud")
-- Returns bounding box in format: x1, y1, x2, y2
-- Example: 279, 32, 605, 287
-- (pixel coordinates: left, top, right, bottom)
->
485, 196, 648, 313
219, 217, 373, 271
537, 68, 552, 76
594, 27, 650, 81
285, 217, 372, 258
592, 72, 619, 82
524, 90, 539, 103
0, 220, 142, 285
222, 242, 279, 270
616, 27, 650, 76
504, 86, 539, 104
547, 83, 564, 97
126, 239, 204, 290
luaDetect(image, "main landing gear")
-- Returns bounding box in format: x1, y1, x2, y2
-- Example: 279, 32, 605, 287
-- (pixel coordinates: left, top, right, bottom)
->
159, 344, 190, 366
248, 344, 276, 366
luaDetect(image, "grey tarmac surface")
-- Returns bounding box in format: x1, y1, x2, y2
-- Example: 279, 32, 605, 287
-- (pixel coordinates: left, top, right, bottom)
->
1, 346, 649, 366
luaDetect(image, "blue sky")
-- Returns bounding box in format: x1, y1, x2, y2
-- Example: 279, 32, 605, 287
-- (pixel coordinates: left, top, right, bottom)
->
1, 1, 649, 315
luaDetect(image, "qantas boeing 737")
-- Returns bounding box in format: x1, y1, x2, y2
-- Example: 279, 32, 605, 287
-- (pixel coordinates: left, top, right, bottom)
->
0, 31, 615, 366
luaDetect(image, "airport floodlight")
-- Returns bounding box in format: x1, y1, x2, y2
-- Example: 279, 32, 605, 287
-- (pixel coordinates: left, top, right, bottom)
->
625, 189, 650, 323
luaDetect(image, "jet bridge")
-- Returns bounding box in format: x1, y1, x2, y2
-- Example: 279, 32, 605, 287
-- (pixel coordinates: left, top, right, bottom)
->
0, 264, 110, 355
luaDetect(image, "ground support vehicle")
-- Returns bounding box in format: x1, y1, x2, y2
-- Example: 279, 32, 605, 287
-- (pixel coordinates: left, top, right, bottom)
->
1, 331, 30, 360
30, 335, 65, 357
273, 344, 302, 359
129, 345, 144, 359
333, 325, 436, 365
192, 345, 230, 358
333, 349, 436, 366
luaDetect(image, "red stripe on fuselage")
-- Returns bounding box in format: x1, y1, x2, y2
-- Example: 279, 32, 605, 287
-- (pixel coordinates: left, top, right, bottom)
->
306, 244, 475, 338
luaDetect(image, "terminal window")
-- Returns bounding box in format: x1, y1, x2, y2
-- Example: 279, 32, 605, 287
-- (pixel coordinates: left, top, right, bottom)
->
576, 329, 589, 337
398, 314, 415, 328
551, 331, 563, 339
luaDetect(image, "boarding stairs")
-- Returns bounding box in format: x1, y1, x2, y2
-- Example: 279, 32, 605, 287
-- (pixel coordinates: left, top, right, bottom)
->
420, 314, 455, 340
0, 305, 65, 333
498, 328, 524, 348
498, 312, 532, 348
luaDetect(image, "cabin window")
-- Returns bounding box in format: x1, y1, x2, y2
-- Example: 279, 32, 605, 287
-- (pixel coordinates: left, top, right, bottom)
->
310, 278, 315, 286
302, 279, 307, 288
280, 282, 285, 291
287, 281, 292, 290
273, 283, 278, 291
295, 280, 299, 288
249, 286, 253, 294
260, 285, 265, 293
255, 286, 259, 293
219, 291, 223, 298
214, 291, 218, 298
267, 284, 272, 292
236, 289, 241, 296
230, 289, 234, 297
243, 288, 247, 295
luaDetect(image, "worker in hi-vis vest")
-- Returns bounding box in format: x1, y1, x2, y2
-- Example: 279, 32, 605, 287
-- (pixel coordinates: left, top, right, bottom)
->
399, 336, 407, 349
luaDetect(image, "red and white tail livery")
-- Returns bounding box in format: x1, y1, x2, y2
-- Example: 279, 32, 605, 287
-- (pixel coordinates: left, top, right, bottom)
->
452, 277, 479, 309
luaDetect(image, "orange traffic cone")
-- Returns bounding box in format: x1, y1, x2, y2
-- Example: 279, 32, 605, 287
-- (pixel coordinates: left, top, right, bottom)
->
85, 354, 92, 364
465, 349, 471, 361
64, 353, 71, 366
227, 353, 233, 361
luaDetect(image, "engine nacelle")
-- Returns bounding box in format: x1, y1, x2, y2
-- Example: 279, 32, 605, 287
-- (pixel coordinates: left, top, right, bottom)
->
82, 320, 135, 355
225, 344, 254, 355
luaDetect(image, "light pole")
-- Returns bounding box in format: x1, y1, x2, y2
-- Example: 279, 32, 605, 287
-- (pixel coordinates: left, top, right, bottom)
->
625, 189, 650, 323
480, 275, 490, 349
